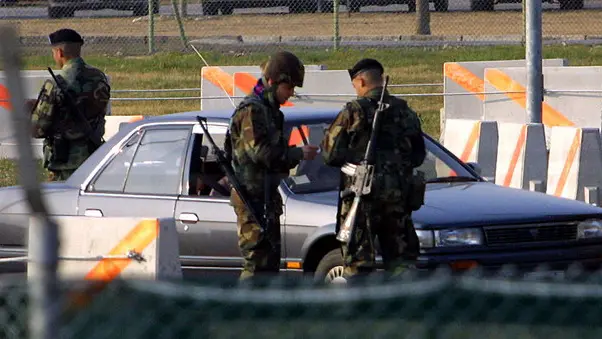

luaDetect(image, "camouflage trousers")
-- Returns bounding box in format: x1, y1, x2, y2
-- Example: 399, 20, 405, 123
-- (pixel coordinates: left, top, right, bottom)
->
231, 189, 282, 282
47, 169, 76, 182
338, 198, 419, 280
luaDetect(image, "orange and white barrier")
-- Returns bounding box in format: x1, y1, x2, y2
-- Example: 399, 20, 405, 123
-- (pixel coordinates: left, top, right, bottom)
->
483, 66, 602, 144
494, 122, 548, 190
442, 118, 498, 181
200, 65, 326, 111
27, 217, 182, 282
546, 126, 602, 204
442, 59, 567, 144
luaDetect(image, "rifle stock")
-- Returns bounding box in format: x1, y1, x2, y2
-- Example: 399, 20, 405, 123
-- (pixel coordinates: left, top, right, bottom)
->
195, 116, 267, 234
336, 75, 390, 244
47, 67, 103, 148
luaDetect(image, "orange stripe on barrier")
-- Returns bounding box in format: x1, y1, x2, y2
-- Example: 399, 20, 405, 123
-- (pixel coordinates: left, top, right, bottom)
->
202, 67, 235, 96
502, 125, 527, 187
448, 121, 481, 177
444, 63, 485, 101
128, 115, 144, 123
68, 219, 159, 310
460, 121, 481, 162
84, 219, 159, 281
554, 129, 582, 197
485, 69, 575, 127
233, 72, 294, 107
289, 125, 310, 146
0, 84, 12, 110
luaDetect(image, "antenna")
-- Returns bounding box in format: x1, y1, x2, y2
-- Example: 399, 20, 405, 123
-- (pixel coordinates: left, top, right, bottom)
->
188, 43, 236, 108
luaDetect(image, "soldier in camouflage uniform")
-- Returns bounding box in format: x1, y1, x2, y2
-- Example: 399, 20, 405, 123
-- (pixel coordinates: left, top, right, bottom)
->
226, 51, 319, 281
321, 58, 427, 282
30, 28, 110, 182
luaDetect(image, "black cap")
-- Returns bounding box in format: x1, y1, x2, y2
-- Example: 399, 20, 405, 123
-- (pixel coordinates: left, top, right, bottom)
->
48, 29, 84, 46
348, 58, 384, 79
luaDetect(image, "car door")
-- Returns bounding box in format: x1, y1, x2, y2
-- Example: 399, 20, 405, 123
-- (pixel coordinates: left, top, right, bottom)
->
77, 124, 193, 221
174, 123, 242, 271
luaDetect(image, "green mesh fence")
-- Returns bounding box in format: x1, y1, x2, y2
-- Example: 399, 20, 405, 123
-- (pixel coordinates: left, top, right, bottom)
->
3, 269, 602, 339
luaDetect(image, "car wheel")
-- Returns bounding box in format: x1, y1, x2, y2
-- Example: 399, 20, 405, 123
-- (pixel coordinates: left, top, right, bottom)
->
314, 249, 346, 284
133, 4, 149, 16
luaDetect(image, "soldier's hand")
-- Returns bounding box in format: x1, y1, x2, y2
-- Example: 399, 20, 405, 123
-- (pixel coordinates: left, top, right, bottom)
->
301, 145, 319, 160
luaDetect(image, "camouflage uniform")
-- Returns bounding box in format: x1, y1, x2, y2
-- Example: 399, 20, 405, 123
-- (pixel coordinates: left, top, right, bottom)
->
321, 86, 426, 280
227, 53, 306, 281
31, 56, 110, 182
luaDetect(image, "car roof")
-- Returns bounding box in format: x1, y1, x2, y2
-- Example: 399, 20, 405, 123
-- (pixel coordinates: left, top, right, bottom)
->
136, 106, 341, 126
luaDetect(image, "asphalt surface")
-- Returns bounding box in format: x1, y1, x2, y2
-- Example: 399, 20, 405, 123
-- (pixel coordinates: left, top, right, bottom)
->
0, 1, 602, 19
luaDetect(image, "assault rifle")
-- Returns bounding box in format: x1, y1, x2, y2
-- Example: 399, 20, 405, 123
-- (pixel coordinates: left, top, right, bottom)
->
336, 75, 390, 244
195, 116, 268, 234
47, 67, 103, 148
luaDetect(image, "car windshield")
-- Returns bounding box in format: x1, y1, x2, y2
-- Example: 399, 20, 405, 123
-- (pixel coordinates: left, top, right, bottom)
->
283, 123, 479, 195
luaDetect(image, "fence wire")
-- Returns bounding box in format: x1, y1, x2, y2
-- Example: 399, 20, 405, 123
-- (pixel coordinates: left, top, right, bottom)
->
0, 0, 601, 55
2, 269, 602, 339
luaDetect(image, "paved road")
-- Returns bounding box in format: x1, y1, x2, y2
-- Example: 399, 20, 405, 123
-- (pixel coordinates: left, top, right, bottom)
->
0, 1, 601, 19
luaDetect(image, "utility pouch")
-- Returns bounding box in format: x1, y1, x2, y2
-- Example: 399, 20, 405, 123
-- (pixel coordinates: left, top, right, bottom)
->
407, 170, 426, 211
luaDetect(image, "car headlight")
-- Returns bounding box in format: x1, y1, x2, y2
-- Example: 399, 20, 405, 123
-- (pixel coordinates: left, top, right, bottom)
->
416, 230, 434, 249
434, 229, 483, 247
577, 219, 602, 239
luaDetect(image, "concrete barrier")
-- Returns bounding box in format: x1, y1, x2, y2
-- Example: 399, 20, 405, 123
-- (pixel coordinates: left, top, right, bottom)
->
494, 123, 548, 190
442, 58, 567, 141
546, 126, 602, 205
442, 118, 498, 181
483, 66, 602, 133
234, 70, 355, 110
200, 64, 326, 111
27, 216, 182, 281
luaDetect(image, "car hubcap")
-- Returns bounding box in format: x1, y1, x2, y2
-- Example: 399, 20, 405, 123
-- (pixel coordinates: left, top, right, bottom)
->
325, 265, 346, 284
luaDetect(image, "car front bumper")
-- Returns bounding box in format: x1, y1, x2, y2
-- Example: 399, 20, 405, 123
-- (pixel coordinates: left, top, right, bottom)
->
415, 243, 602, 275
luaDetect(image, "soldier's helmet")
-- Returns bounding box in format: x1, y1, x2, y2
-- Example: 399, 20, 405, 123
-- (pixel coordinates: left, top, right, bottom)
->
263, 51, 305, 88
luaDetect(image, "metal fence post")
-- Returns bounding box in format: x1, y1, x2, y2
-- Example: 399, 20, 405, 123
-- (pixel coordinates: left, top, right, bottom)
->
0, 25, 59, 339
179, 0, 188, 18
149, 0, 155, 54
333, 0, 340, 51
171, 0, 189, 49
416, 0, 431, 35
525, 0, 542, 124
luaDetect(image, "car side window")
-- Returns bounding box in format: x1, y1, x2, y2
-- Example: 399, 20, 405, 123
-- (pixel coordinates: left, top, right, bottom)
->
89, 127, 191, 195
187, 125, 230, 199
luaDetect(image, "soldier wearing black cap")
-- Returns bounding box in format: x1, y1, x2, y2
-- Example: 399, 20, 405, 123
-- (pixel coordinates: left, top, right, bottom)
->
30, 28, 110, 182
321, 58, 427, 283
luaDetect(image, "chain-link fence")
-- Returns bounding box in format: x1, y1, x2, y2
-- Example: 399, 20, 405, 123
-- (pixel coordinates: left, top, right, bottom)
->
1, 0, 601, 55
3, 269, 602, 338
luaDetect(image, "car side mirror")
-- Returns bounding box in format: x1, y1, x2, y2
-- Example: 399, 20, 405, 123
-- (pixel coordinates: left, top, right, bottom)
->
466, 162, 482, 176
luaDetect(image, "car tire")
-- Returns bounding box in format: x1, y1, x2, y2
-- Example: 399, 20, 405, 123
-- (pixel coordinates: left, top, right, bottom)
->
314, 248, 346, 284
434, 0, 448, 11
559, 0, 583, 10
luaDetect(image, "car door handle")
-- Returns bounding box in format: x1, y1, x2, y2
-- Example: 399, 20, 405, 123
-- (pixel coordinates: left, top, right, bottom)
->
84, 209, 103, 217
179, 212, 199, 223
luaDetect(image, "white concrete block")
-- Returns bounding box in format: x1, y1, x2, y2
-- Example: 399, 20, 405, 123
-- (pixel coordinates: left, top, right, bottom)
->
495, 123, 548, 190
27, 216, 182, 281
546, 126, 602, 203
442, 118, 498, 180
104, 115, 144, 142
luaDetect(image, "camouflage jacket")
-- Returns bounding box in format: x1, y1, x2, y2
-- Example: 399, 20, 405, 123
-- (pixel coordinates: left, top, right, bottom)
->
321, 87, 426, 202
227, 79, 304, 207
31, 57, 110, 170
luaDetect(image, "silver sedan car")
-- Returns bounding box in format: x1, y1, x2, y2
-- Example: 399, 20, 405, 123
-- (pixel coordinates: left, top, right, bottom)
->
2, 107, 602, 283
